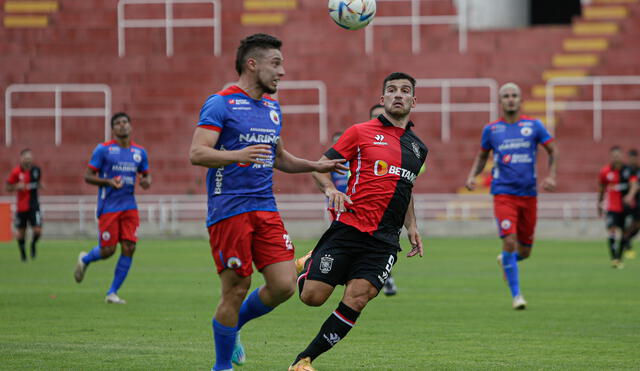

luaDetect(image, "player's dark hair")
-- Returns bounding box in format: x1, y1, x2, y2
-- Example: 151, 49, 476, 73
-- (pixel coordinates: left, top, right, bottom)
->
20, 148, 31, 156
110, 112, 130, 128
629, 149, 639, 157
369, 104, 383, 117
235, 33, 282, 76
610, 145, 622, 152
382, 72, 416, 95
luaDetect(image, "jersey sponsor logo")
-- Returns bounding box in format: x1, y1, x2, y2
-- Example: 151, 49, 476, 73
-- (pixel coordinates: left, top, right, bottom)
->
606, 172, 615, 181
237, 162, 251, 168
239, 132, 279, 144
411, 142, 421, 159
214, 166, 224, 194
500, 219, 512, 230
373, 134, 388, 145
320, 254, 334, 274
269, 110, 280, 125
491, 124, 506, 133
283, 234, 293, 250
520, 127, 533, 136
226, 257, 242, 269
373, 160, 418, 183
263, 101, 277, 109
228, 98, 250, 105
108, 146, 120, 154
502, 153, 533, 164
498, 139, 531, 151
102, 231, 111, 241
519, 121, 534, 127
111, 162, 138, 172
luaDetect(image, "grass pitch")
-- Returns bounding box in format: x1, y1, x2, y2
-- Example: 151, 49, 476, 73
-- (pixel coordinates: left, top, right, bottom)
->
0, 237, 638, 370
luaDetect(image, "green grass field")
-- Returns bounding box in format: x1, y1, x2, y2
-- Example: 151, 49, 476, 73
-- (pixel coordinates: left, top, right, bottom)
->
0, 237, 638, 370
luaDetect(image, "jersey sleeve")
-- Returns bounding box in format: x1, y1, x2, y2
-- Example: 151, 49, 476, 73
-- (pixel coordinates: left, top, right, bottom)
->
536, 121, 553, 145
197, 94, 226, 132
599, 167, 608, 186
138, 149, 149, 174
88, 144, 104, 172
325, 125, 359, 161
6, 167, 19, 184
480, 125, 492, 152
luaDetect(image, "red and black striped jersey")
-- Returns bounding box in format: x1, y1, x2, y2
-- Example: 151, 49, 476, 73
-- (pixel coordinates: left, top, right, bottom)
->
325, 115, 428, 247
6, 165, 41, 212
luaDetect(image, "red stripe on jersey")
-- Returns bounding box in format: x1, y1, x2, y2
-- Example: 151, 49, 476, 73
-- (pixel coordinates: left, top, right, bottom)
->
88, 164, 99, 172
542, 138, 554, 145
199, 124, 222, 132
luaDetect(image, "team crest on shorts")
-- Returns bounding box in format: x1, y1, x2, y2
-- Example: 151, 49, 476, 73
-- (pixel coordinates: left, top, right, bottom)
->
226, 257, 242, 269
320, 254, 334, 274
500, 219, 512, 230
102, 231, 111, 241
283, 234, 293, 250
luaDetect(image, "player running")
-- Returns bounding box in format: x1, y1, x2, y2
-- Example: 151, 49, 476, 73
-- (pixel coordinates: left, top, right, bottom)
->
5, 149, 43, 261
289, 72, 427, 371
73, 112, 151, 304
465, 82, 557, 310
598, 146, 638, 268
188, 33, 347, 371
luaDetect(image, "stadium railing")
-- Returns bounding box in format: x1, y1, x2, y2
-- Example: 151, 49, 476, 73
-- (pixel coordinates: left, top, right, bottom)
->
223, 80, 329, 144
545, 75, 640, 140
414, 78, 498, 142
365, 0, 468, 55
117, 0, 221, 57
4, 84, 112, 147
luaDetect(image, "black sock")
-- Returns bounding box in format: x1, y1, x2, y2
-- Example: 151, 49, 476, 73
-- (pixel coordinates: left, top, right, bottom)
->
294, 302, 360, 363
17, 239, 26, 261
616, 239, 625, 261
608, 236, 616, 259
30, 234, 40, 259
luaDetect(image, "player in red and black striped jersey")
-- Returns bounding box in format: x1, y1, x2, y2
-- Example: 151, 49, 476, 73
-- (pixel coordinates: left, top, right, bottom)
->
289, 73, 427, 371
620, 149, 640, 260
598, 146, 638, 268
5, 149, 43, 261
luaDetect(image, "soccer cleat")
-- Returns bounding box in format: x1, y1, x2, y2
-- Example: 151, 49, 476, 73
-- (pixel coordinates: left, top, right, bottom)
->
497, 254, 506, 281
382, 276, 397, 296
512, 294, 527, 310
74, 252, 88, 283
231, 332, 246, 365
611, 259, 624, 269
624, 250, 636, 259
105, 293, 127, 304
288, 357, 316, 371
295, 250, 313, 275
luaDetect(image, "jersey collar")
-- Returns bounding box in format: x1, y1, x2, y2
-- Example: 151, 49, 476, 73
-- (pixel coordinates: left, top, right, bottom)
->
377, 114, 414, 129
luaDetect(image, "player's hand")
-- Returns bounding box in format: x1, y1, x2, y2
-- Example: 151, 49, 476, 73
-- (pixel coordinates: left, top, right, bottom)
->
597, 202, 604, 217
406, 227, 423, 258
140, 176, 151, 190
623, 194, 634, 207
314, 159, 348, 174
236, 144, 272, 165
325, 189, 352, 213
465, 177, 476, 191
108, 176, 123, 189
542, 176, 556, 192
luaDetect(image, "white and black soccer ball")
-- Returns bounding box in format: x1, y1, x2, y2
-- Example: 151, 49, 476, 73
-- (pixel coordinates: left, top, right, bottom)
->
328, 0, 377, 30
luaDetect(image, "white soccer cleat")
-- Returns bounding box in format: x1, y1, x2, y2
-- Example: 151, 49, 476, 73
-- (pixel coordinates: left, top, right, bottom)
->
105, 293, 127, 304
512, 294, 527, 310
74, 252, 88, 283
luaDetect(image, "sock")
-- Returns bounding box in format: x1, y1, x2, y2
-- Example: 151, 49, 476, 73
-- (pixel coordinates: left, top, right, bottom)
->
616, 238, 627, 260
17, 239, 26, 261
30, 234, 40, 258
502, 251, 520, 298
515, 252, 523, 261
294, 302, 360, 363
237, 287, 274, 330
107, 255, 132, 295
607, 236, 616, 260
213, 319, 237, 371
82, 246, 103, 265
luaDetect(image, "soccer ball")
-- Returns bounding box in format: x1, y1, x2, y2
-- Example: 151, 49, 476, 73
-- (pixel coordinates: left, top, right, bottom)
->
328, 0, 376, 30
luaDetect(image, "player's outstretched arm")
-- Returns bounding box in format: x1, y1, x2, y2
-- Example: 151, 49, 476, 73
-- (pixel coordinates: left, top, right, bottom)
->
189, 127, 271, 168
465, 150, 490, 191
541, 141, 558, 192
273, 138, 348, 174
404, 195, 423, 257
84, 168, 122, 189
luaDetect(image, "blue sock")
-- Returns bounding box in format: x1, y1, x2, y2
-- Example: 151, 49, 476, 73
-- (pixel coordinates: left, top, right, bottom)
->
82, 246, 103, 265
237, 287, 274, 330
515, 252, 523, 261
107, 255, 132, 295
213, 319, 236, 371
502, 251, 520, 297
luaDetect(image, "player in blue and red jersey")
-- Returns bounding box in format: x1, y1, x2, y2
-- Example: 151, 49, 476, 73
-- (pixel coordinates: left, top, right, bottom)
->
465, 82, 557, 310
188, 33, 347, 371
290, 72, 427, 371
597, 146, 638, 268
73, 112, 151, 304
6, 149, 43, 261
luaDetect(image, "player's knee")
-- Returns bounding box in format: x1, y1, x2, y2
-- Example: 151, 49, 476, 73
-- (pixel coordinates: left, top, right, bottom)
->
101, 245, 116, 258
518, 249, 531, 259
300, 290, 327, 307
121, 241, 136, 256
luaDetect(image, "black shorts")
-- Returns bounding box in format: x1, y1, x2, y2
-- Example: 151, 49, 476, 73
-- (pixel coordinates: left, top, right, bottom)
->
627, 206, 640, 222
605, 211, 625, 229
304, 221, 398, 291
15, 210, 42, 229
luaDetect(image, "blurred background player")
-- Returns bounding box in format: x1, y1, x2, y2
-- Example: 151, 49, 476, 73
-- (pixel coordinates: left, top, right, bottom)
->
73, 112, 151, 304
465, 82, 557, 310
621, 149, 640, 259
598, 146, 637, 268
5, 149, 43, 261
188, 33, 346, 371
290, 72, 427, 371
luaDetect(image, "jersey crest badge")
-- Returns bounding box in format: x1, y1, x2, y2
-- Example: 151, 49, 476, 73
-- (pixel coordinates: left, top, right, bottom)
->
520, 127, 533, 136
133, 153, 142, 163
269, 110, 280, 125
320, 254, 334, 274
411, 142, 421, 159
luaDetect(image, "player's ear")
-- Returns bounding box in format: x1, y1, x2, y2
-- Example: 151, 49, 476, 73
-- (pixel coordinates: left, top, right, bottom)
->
411, 95, 417, 109
246, 58, 257, 72
379, 95, 384, 106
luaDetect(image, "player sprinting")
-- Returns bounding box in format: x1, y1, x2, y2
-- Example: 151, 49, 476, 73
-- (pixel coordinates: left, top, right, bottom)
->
465, 82, 557, 310
5, 149, 43, 261
188, 33, 347, 371
74, 112, 151, 304
621, 148, 640, 259
290, 72, 427, 371
598, 146, 638, 268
